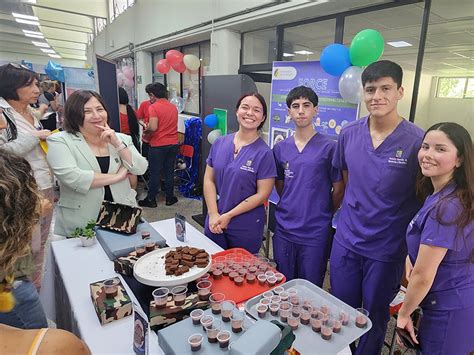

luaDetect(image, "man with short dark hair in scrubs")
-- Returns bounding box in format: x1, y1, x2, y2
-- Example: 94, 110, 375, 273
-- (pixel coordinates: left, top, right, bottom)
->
330, 60, 424, 355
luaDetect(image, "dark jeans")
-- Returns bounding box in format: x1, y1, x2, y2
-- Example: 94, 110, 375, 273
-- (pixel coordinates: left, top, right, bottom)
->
147, 144, 178, 200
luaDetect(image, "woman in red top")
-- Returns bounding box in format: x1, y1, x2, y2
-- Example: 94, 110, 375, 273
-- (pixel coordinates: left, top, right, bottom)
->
118, 87, 140, 150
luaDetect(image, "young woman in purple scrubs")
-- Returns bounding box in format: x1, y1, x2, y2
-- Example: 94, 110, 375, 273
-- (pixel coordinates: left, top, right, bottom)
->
203, 93, 276, 253
397, 122, 473, 354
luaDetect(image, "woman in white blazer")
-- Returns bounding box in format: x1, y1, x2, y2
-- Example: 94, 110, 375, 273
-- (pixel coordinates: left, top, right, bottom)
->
47, 90, 148, 237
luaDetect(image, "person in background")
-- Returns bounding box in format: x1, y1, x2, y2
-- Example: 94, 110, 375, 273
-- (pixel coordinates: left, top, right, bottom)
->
54, 81, 65, 128
136, 83, 155, 159
397, 122, 473, 354
0, 63, 53, 291
273, 86, 344, 286
330, 60, 425, 354
203, 93, 276, 254
0, 149, 48, 329
38, 80, 59, 131
138, 83, 179, 207
46, 90, 148, 237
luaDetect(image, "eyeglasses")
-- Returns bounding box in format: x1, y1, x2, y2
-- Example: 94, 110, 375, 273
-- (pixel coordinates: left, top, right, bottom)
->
8, 62, 31, 70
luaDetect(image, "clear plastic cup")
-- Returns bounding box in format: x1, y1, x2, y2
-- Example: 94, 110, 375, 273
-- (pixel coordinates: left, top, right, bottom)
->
300, 307, 311, 325
260, 298, 270, 306
206, 319, 222, 343
188, 333, 203, 352
144, 240, 156, 252
196, 280, 212, 301
279, 301, 292, 323
270, 295, 281, 304
190, 309, 204, 325
321, 319, 334, 340
269, 302, 280, 316
339, 309, 349, 326
135, 243, 146, 257
288, 314, 300, 330
209, 292, 225, 314
267, 276, 277, 287
292, 305, 302, 317
230, 310, 245, 333
287, 288, 298, 297
103, 278, 119, 299
217, 330, 231, 349
221, 300, 236, 322
274, 272, 284, 283
171, 285, 187, 306
257, 274, 267, 286
152, 287, 169, 308
355, 308, 369, 328
279, 291, 289, 302
200, 314, 214, 330
256, 303, 268, 318
273, 286, 284, 295
310, 316, 322, 333
262, 291, 274, 299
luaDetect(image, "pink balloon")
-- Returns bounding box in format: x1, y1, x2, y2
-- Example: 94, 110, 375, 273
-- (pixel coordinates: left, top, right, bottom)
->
166, 50, 184, 66
156, 59, 170, 74
172, 61, 187, 73
117, 72, 125, 86
124, 78, 134, 88
123, 66, 134, 80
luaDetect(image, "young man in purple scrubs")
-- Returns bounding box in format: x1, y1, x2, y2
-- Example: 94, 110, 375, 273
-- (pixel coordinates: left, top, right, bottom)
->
273, 86, 344, 286
330, 60, 424, 355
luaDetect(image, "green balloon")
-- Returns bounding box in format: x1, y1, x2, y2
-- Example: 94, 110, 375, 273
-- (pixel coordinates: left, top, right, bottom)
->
349, 29, 384, 67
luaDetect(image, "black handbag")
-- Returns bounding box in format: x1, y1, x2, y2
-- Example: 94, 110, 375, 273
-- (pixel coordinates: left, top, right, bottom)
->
96, 200, 143, 234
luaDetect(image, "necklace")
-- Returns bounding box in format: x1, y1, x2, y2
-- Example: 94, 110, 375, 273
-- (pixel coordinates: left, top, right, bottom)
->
233, 135, 259, 155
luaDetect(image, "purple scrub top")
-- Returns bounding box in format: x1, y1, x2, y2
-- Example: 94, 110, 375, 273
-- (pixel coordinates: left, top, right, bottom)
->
406, 183, 474, 310
207, 133, 277, 233
273, 134, 342, 246
332, 117, 424, 262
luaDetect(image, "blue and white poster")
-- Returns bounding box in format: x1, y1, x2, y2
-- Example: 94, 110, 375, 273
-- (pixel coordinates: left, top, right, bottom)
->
268, 60, 359, 203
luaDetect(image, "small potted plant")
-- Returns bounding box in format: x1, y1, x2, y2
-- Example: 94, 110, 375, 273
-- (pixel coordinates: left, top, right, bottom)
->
72, 220, 97, 247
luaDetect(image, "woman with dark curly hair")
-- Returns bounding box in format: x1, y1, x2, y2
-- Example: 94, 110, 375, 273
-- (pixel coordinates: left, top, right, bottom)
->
0, 149, 47, 328
397, 122, 473, 353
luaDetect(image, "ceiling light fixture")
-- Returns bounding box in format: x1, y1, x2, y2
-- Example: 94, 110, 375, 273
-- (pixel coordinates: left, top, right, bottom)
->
48, 54, 61, 58
23, 30, 43, 35
283, 53, 295, 57
40, 48, 56, 54
15, 18, 40, 26
24, 33, 44, 38
294, 50, 314, 55
32, 41, 50, 48
387, 41, 412, 48
12, 12, 39, 21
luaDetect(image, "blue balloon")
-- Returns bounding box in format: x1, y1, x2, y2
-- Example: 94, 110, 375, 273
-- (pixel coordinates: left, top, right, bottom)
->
45, 60, 65, 82
320, 44, 351, 77
204, 114, 218, 129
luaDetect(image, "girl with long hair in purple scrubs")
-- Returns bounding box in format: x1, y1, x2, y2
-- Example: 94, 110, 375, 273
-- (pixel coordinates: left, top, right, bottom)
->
203, 93, 277, 253
397, 122, 473, 354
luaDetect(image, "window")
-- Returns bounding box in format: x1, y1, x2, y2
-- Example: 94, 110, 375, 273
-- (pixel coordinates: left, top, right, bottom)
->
242, 28, 277, 65
436, 77, 474, 98
109, 0, 135, 23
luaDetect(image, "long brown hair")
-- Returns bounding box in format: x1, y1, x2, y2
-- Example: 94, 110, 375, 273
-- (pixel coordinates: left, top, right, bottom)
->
416, 122, 473, 228
0, 150, 41, 276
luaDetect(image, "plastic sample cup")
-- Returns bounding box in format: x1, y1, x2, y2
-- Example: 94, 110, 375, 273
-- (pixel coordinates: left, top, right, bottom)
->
141, 231, 151, 239
196, 280, 212, 301
355, 308, 369, 328
257, 274, 267, 286
292, 305, 301, 317
279, 301, 292, 323
264, 271, 275, 279
300, 307, 311, 325
269, 302, 280, 316
288, 314, 300, 330
234, 276, 244, 286
228, 271, 238, 281
333, 317, 342, 333
262, 291, 274, 299
267, 276, 277, 287
171, 285, 187, 306
188, 333, 203, 352
200, 314, 214, 331
273, 286, 284, 295
190, 309, 204, 325
206, 319, 222, 343
310, 317, 322, 333
279, 291, 289, 302
210, 292, 225, 314
152, 287, 169, 308
103, 278, 119, 299
221, 300, 236, 322
260, 298, 270, 306
321, 319, 334, 340
212, 269, 223, 280
135, 243, 146, 257
339, 310, 349, 326
230, 310, 245, 333
144, 240, 155, 252
270, 295, 281, 304
256, 303, 268, 318
246, 273, 256, 284
217, 330, 231, 349
274, 272, 284, 283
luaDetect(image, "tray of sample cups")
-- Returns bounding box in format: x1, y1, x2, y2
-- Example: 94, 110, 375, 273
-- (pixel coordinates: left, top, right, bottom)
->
244, 279, 372, 354
157, 292, 256, 354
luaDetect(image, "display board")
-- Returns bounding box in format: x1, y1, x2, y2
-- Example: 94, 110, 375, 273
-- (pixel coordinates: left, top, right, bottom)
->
95, 55, 120, 131
64, 67, 96, 99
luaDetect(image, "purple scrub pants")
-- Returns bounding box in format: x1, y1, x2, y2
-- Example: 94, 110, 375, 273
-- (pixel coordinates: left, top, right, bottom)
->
273, 233, 332, 287
330, 240, 404, 355
418, 304, 474, 354
204, 216, 263, 254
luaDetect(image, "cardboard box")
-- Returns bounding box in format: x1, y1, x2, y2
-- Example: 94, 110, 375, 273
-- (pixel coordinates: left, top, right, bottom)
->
150, 292, 209, 331
90, 277, 133, 325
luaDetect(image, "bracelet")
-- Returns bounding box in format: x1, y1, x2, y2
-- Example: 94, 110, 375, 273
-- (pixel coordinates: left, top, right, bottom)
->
116, 142, 127, 152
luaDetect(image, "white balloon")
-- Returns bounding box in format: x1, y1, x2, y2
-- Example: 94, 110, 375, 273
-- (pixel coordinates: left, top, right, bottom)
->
183, 54, 201, 71
338, 66, 364, 104
170, 96, 185, 113
123, 66, 134, 80
207, 129, 222, 144
117, 72, 125, 86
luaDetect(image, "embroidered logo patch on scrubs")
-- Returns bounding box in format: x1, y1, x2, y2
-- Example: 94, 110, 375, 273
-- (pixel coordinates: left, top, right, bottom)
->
387, 148, 408, 165
283, 161, 294, 178
240, 159, 255, 173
